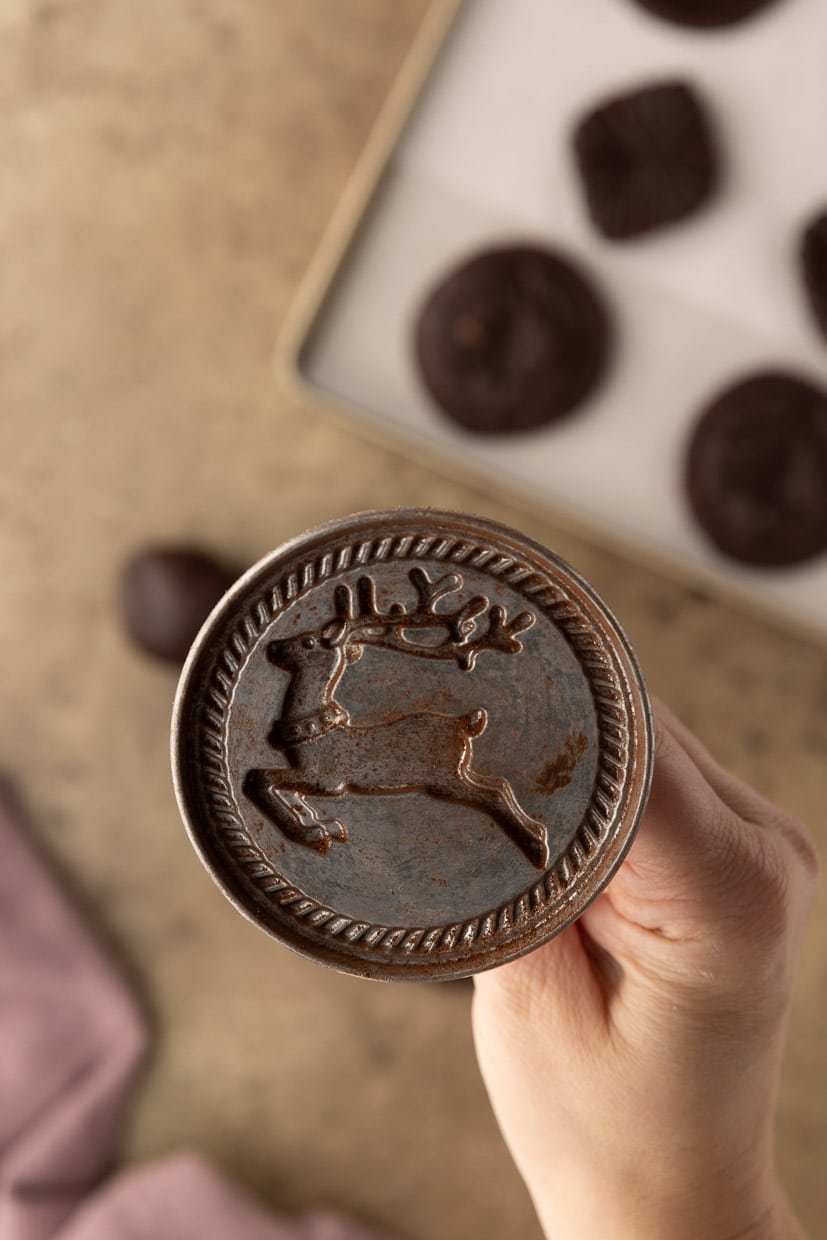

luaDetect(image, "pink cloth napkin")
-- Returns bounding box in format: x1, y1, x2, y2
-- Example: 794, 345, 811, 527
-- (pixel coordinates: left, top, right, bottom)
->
0, 793, 391, 1240
58, 1154, 386, 1240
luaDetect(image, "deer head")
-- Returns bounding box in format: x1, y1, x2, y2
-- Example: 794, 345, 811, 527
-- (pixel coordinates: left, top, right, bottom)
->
266, 567, 533, 679
266, 624, 364, 675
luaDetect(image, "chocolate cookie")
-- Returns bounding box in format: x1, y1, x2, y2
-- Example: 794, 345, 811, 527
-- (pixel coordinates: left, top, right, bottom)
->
685, 372, 827, 567
573, 81, 719, 240
626, 0, 781, 28
414, 246, 611, 433
800, 208, 827, 342
120, 546, 236, 663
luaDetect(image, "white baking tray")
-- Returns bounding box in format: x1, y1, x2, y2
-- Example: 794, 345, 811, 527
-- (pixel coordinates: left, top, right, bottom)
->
280, 0, 827, 639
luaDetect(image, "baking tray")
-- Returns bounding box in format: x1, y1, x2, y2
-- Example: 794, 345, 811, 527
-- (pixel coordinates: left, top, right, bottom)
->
277, 0, 827, 640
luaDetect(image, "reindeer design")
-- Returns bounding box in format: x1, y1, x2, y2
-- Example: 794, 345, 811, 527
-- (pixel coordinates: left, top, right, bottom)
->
243, 568, 550, 868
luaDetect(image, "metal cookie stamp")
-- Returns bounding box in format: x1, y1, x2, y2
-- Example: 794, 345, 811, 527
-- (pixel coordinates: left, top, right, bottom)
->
172, 511, 653, 981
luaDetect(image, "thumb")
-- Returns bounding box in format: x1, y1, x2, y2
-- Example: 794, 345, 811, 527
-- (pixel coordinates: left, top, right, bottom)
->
579, 701, 815, 1019
596, 702, 774, 935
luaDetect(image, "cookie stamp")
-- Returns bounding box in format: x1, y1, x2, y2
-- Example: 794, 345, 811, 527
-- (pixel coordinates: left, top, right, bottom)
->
172, 511, 653, 980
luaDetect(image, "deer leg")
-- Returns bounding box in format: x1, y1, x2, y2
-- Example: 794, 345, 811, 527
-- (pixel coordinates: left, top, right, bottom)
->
429, 768, 549, 869
243, 768, 348, 854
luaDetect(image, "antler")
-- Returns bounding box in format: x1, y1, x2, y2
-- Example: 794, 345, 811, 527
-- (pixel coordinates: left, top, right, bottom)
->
453, 603, 535, 670
330, 569, 534, 670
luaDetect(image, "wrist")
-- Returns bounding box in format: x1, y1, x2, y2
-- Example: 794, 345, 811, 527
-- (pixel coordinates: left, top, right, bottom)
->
523, 1135, 808, 1240
532, 1182, 805, 1240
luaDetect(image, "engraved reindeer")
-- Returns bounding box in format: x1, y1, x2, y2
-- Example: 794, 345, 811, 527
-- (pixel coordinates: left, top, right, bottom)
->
243, 568, 549, 868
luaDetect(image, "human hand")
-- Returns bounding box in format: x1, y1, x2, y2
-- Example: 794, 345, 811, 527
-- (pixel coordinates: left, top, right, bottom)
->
473, 702, 819, 1240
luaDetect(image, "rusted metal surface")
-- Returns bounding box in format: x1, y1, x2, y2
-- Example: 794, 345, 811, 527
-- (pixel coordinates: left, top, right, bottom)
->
172, 510, 653, 981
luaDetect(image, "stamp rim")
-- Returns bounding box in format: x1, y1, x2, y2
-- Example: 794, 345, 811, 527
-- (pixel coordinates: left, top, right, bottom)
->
172, 509, 653, 981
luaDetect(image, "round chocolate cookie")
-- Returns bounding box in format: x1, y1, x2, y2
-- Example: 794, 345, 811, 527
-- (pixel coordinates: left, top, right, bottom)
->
685, 372, 827, 567
800, 208, 827, 342
120, 546, 236, 663
627, 0, 781, 28
414, 246, 611, 434
573, 81, 718, 241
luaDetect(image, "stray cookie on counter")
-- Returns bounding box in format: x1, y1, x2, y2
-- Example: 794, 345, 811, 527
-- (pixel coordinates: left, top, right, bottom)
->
119, 546, 236, 663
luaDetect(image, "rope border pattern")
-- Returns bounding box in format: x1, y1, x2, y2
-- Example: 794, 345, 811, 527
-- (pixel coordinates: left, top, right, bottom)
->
196, 532, 630, 958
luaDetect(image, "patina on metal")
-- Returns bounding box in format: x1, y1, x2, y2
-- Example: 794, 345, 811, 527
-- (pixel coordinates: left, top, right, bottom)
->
172, 510, 653, 981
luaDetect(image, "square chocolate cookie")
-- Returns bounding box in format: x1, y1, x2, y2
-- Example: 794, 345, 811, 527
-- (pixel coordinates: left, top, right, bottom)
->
573, 80, 719, 241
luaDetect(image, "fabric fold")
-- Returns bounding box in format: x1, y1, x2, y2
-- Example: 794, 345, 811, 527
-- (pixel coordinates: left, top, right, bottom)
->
0, 791, 393, 1240
0, 795, 148, 1240
58, 1153, 390, 1240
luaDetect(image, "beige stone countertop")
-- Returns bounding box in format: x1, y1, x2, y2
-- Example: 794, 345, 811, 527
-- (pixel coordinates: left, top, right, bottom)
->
1, 3, 825, 1237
